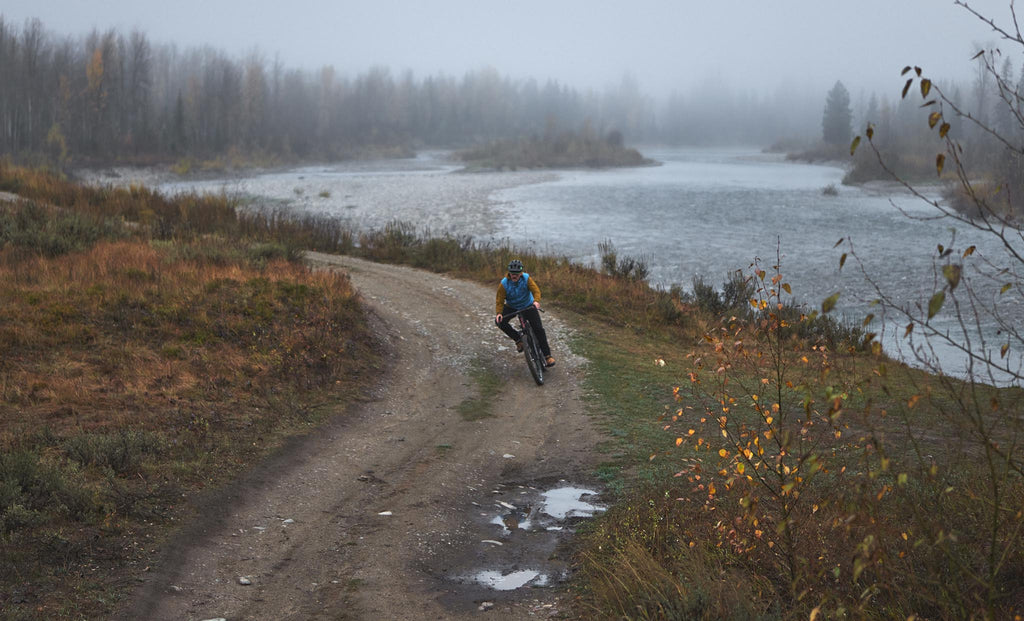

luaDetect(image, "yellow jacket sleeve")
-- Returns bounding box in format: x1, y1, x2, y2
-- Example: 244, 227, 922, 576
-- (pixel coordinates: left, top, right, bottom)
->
496, 283, 507, 314
528, 278, 541, 303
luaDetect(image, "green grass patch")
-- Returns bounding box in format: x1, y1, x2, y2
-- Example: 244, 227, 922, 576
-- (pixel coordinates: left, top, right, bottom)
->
456, 357, 503, 421
569, 320, 685, 494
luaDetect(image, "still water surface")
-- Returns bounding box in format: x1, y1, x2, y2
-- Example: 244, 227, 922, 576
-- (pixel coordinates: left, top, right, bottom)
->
152, 148, 1023, 383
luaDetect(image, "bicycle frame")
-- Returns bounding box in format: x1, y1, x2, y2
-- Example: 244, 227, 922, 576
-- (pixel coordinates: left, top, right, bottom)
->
502, 307, 545, 386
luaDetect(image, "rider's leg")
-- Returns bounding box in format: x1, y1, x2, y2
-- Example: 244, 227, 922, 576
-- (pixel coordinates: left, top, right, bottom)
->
496, 305, 522, 342
520, 307, 551, 356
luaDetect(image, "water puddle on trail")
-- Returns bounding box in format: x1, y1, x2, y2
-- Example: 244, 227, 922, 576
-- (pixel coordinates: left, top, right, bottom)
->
541, 487, 603, 520
473, 569, 546, 591
463, 484, 605, 592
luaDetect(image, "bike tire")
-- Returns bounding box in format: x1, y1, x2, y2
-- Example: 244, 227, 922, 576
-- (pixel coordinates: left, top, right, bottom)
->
522, 320, 544, 386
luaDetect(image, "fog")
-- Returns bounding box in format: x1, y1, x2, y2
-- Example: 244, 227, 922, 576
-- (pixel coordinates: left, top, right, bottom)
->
0, 0, 1013, 100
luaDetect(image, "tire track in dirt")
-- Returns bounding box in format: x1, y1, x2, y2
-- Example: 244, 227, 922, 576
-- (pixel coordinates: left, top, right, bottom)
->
119, 254, 604, 620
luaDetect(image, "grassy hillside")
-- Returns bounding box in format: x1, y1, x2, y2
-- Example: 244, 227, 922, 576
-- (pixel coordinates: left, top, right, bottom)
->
0, 165, 380, 618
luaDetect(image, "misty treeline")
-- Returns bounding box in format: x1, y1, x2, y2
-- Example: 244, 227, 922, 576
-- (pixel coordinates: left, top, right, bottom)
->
842, 46, 1024, 221
0, 15, 1014, 171
0, 17, 663, 165
0, 16, 843, 167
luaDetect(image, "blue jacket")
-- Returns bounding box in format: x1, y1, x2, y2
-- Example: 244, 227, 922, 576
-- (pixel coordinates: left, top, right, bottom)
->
497, 273, 540, 312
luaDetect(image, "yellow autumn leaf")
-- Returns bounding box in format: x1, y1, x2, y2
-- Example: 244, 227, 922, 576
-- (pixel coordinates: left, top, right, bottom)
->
822, 292, 840, 313
928, 291, 945, 318
943, 264, 961, 290
719, 448, 729, 458
676, 437, 684, 446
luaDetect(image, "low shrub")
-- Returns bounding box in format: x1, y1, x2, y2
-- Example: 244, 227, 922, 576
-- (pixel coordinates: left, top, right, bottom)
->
0, 450, 96, 534
63, 429, 165, 475
0, 201, 127, 258
598, 239, 649, 282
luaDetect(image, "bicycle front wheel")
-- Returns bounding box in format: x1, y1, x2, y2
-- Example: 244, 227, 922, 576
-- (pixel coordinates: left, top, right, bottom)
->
522, 320, 544, 386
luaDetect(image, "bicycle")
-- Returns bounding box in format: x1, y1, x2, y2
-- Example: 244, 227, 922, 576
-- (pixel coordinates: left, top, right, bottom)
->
502, 307, 546, 386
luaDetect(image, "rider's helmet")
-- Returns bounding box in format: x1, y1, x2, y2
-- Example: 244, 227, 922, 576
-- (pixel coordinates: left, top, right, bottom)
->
507, 259, 524, 274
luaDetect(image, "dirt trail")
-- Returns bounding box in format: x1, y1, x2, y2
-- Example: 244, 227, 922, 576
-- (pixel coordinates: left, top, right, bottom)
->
120, 254, 605, 620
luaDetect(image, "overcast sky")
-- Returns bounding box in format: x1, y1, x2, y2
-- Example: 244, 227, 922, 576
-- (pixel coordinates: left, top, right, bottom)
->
0, 0, 1017, 99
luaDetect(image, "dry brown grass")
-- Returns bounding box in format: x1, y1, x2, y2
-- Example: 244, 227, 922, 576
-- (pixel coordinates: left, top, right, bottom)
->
1, 239, 373, 436
0, 164, 385, 618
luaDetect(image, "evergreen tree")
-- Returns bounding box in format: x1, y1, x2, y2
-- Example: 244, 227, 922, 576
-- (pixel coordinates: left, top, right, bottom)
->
822, 80, 853, 145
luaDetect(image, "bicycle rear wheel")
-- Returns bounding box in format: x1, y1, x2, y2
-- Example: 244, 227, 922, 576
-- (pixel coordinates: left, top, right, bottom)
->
522, 320, 544, 385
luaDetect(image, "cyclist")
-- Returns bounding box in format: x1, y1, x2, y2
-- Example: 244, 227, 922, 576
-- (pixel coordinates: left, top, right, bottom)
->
495, 259, 555, 367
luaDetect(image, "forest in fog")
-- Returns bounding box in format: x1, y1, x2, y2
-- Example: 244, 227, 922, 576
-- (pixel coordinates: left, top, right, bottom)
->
0, 15, 1015, 170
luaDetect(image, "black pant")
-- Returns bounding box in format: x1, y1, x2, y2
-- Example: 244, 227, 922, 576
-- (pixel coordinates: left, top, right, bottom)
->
496, 305, 551, 356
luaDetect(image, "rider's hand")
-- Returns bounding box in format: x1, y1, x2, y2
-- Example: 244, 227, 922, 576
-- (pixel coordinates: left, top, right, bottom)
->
533, 301, 541, 310
495, 314, 502, 324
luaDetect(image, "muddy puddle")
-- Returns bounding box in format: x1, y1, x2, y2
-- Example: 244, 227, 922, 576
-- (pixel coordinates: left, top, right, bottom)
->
457, 482, 604, 592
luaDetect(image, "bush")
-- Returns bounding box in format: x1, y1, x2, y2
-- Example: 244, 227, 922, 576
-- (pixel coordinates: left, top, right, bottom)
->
247, 241, 304, 265
0, 450, 95, 533
689, 271, 754, 317
0, 201, 126, 257
63, 430, 165, 475
691, 275, 726, 315
598, 239, 649, 282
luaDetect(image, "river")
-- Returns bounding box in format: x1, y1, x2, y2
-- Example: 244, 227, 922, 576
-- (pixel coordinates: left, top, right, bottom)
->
130, 147, 1022, 384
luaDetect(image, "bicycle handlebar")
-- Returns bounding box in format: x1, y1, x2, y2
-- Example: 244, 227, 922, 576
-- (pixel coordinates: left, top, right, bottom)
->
499, 306, 545, 320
